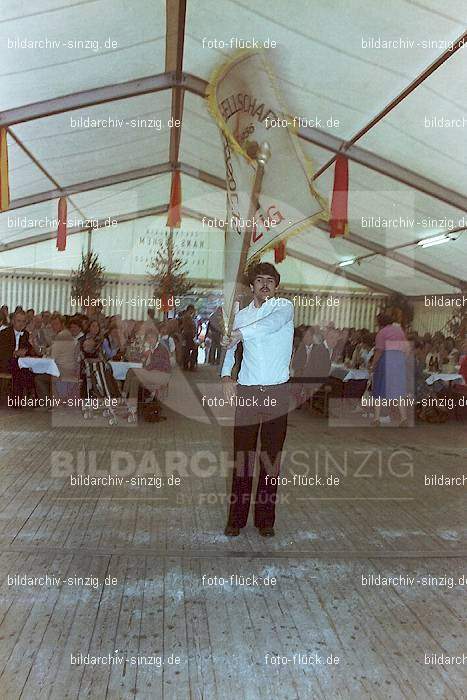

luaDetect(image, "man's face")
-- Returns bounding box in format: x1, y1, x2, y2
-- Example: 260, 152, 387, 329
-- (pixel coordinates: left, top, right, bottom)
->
43, 312, 51, 324
51, 318, 62, 334
303, 329, 314, 345
250, 275, 277, 303
13, 313, 27, 332
146, 330, 159, 345
69, 323, 81, 337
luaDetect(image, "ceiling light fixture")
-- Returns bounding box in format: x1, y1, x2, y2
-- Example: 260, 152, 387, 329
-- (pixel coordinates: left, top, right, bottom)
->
417, 233, 451, 248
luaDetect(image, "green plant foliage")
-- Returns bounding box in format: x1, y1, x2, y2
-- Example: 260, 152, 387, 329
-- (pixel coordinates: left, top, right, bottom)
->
70, 251, 106, 302
147, 231, 193, 300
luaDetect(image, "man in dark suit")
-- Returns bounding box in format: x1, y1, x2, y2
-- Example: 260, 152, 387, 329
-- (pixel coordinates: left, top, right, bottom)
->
291, 326, 331, 409
206, 306, 225, 365
182, 305, 198, 371
0, 310, 36, 402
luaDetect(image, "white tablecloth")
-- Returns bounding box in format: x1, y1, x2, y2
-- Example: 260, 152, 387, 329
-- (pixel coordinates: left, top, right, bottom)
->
331, 364, 370, 382
110, 361, 143, 381
425, 372, 464, 386
18, 357, 60, 377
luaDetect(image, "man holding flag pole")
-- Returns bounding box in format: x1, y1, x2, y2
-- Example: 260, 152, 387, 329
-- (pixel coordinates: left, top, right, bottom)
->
221, 260, 294, 537
207, 48, 326, 536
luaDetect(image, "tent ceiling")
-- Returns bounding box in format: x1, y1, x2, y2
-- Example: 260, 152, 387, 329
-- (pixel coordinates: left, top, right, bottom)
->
0, 0, 465, 297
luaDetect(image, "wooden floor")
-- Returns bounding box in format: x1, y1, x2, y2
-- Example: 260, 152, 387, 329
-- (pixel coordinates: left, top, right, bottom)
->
0, 365, 466, 699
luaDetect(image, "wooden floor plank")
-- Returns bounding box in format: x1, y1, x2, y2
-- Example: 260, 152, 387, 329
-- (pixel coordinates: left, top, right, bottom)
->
0, 376, 466, 699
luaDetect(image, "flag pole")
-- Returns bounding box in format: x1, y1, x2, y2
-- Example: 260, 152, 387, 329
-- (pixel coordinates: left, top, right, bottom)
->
226, 141, 271, 337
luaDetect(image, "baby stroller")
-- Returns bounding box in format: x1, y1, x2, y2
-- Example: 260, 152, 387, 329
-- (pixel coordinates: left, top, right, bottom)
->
82, 356, 137, 425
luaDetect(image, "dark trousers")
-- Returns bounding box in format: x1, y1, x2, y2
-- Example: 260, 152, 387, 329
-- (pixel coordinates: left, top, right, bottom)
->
227, 383, 290, 529
208, 336, 222, 365
183, 336, 197, 369
8, 358, 35, 400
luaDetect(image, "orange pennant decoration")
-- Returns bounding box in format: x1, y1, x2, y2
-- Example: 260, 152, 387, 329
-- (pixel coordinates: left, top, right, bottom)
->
0, 128, 10, 212
274, 240, 286, 263
57, 196, 67, 251
330, 155, 349, 238
166, 170, 181, 228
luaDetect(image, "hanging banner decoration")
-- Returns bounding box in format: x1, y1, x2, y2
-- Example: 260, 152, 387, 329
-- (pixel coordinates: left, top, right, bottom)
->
207, 49, 327, 323
56, 196, 67, 251
166, 170, 182, 229
330, 154, 349, 238
0, 128, 10, 212
274, 240, 286, 263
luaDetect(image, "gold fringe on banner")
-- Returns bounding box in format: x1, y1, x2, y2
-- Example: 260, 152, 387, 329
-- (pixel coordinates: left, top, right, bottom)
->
205, 48, 328, 261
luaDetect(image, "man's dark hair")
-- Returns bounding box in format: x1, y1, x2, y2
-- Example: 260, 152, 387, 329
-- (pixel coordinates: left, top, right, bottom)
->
186, 304, 195, 312
247, 262, 280, 286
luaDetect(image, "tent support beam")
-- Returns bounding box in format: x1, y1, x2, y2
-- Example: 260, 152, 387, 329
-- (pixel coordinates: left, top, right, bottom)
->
314, 221, 464, 291
0, 205, 169, 253
298, 127, 467, 212
179, 170, 464, 290
7, 161, 223, 210
312, 31, 467, 182
6, 161, 463, 290
9, 163, 173, 210
166, 0, 187, 167
286, 250, 396, 296
1, 71, 466, 212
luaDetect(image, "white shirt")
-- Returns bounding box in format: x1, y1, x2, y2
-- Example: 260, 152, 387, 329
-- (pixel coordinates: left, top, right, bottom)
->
161, 335, 176, 354
14, 329, 23, 350
222, 297, 294, 386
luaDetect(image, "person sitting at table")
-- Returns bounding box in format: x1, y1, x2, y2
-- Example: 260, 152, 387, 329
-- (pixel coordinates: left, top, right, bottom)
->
79, 320, 102, 359
369, 311, 409, 427
68, 317, 84, 343
0, 310, 36, 404
425, 342, 441, 372
460, 344, 467, 384
0, 305, 9, 331
158, 321, 176, 367
350, 332, 374, 369
102, 324, 126, 361
125, 321, 145, 361
292, 326, 331, 409
51, 318, 81, 401
324, 322, 340, 361
123, 327, 171, 420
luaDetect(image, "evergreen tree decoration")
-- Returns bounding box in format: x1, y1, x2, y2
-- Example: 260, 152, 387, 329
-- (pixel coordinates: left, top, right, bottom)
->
147, 230, 192, 302
71, 251, 106, 303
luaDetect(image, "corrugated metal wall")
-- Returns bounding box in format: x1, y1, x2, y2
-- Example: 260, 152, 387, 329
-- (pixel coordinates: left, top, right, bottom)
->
411, 300, 456, 335
0, 271, 455, 332
0, 271, 388, 328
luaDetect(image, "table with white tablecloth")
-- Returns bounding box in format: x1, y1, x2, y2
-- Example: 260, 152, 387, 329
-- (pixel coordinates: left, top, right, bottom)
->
425, 372, 465, 386
330, 364, 370, 382
18, 357, 60, 377
109, 361, 143, 381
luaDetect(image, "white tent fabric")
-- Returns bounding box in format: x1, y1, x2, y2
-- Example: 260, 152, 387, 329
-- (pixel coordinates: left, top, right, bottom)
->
0, 0, 465, 297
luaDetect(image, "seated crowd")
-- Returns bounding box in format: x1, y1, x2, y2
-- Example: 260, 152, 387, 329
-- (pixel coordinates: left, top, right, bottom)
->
291, 317, 467, 418
0, 303, 182, 419
1, 303, 466, 422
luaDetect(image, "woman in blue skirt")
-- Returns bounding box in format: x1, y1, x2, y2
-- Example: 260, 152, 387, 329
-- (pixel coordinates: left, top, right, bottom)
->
370, 311, 409, 426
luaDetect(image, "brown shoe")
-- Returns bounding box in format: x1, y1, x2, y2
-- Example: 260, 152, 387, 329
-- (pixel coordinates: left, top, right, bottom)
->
258, 526, 275, 537
224, 525, 240, 537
